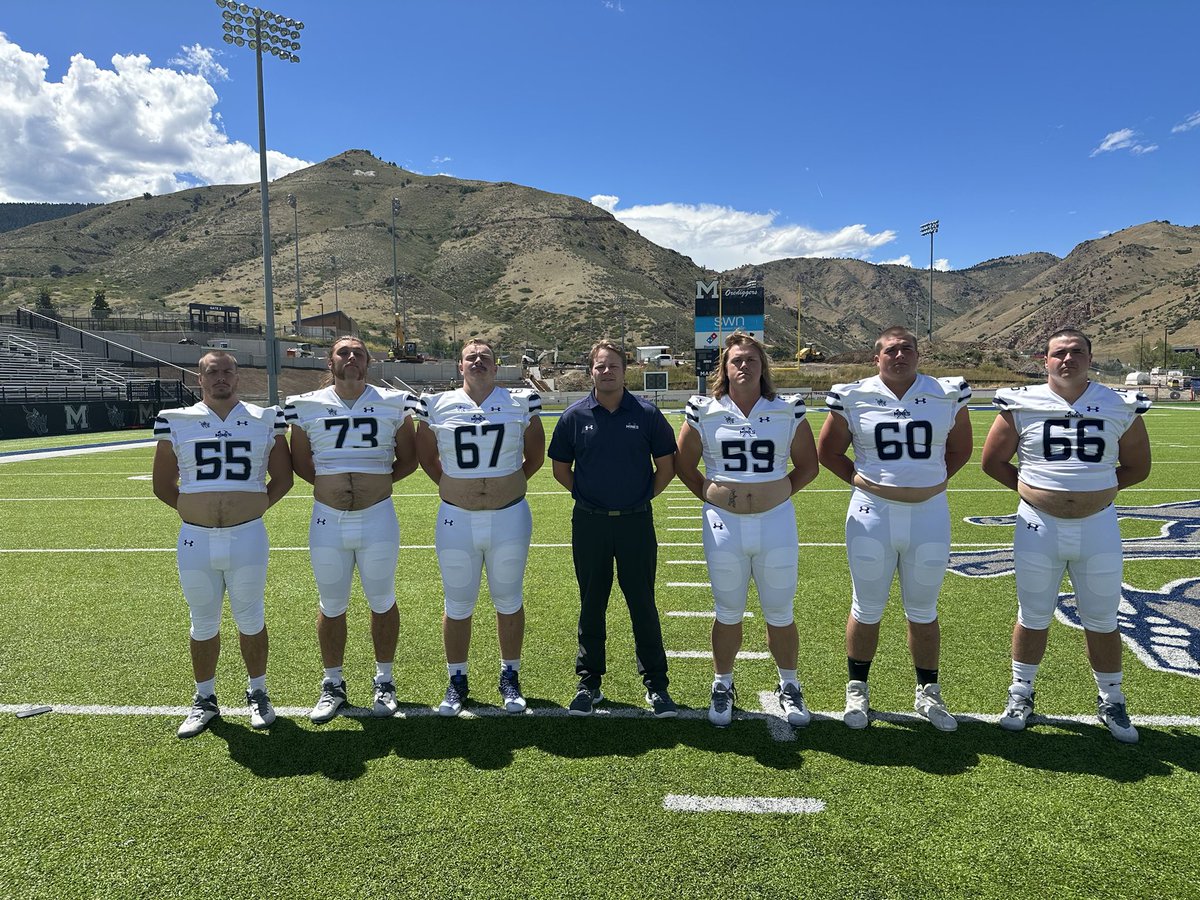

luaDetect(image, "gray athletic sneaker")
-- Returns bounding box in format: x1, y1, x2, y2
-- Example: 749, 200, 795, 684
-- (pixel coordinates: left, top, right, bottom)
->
914, 683, 958, 732
707, 682, 736, 727
310, 679, 347, 724
844, 680, 870, 730
1097, 696, 1139, 744
776, 682, 811, 727
178, 693, 220, 739
246, 688, 275, 730
999, 687, 1035, 732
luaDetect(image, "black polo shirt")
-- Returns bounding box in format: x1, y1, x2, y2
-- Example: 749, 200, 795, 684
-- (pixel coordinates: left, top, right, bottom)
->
548, 389, 677, 511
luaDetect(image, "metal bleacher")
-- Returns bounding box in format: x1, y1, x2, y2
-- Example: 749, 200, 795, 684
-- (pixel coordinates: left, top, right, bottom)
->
0, 312, 196, 406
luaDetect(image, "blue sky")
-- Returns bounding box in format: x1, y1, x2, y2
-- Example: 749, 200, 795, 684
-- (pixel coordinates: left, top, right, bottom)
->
1, 1, 1196, 272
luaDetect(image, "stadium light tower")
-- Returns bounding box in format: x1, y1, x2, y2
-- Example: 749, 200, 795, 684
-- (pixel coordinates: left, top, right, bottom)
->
920, 220, 939, 343
391, 197, 401, 355
287, 193, 301, 337
215, 0, 303, 404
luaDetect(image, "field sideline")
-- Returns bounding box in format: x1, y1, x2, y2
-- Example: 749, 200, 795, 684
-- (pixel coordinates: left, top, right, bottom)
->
2, 406, 1199, 899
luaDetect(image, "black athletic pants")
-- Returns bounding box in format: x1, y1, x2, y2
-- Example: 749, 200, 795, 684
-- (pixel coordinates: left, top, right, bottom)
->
572, 506, 669, 693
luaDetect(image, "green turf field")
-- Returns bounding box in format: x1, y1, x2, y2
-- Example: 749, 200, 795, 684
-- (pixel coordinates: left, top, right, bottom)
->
2, 406, 1199, 899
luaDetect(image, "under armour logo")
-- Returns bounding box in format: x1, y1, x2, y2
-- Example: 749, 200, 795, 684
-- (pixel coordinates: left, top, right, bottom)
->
490, 406, 502, 412
316, 517, 326, 525
914, 397, 927, 404
1087, 405, 1101, 412
758, 416, 770, 423
215, 430, 232, 438
712, 522, 725, 530
200, 421, 211, 428
443, 519, 454, 526
583, 423, 596, 432
859, 505, 871, 514
876, 399, 888, 406
182, 539, 194, 547
471, 414, 486, 422
237, 420, 248, 426
1027, 523, 1040, 531
363, 406, 375, 413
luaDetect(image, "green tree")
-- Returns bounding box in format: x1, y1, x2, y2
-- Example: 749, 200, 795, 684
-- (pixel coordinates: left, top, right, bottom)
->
35, 287, 54, 311
92, 289, 111, 319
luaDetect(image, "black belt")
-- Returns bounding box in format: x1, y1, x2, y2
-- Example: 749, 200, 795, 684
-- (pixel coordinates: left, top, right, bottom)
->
574, 500, 650, 516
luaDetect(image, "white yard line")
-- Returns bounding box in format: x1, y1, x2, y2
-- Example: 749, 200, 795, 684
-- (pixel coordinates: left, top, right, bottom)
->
666, 610, 751, 617
663, 795, 826, 814
665, 583, 713, 588
668, 650, 771, 660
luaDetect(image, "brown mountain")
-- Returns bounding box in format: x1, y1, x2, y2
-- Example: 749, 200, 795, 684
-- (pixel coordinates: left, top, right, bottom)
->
1, 149, 1197, 361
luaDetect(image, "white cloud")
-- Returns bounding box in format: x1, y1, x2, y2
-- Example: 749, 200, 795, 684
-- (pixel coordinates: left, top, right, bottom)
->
591, 194, 897, 270
432, 155, 452, 164
0, 33, 311, 202
1090, 127, 1156, 157
880, 254, 951, 272
169, 43, 228, 82
1171, 111, 1200, 133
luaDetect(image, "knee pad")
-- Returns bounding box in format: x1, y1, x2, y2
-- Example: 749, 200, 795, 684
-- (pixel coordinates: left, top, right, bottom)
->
486, 542, 529, 616
1077, 604, 1119, 633
186, 600, 222, 642
849, 595, 884, 626
444, 594, 478, 620
318, 594, 351, 618
708, 548, 750, 625
714, 593, 748, 626
439, 547, 481, 619
358, 544, 399, 614
755, 547, 797, 627
232, 607, 266, 636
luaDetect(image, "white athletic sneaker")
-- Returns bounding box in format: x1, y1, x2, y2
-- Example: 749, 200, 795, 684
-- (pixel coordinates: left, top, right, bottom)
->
999, 688, 1035, 732
177, 693, 220, 739
844, 680, 870, 730
246, 688, 275, 730
776, 682, 811, 727
707, 682, 736, 727
914, 683, 958, 732
310, 679, 347, 724
372, 681, 399, 717
1097, 696, 1139, 744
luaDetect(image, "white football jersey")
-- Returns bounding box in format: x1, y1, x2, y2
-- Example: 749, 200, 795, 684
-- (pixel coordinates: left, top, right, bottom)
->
826, 374, 971, 488
993, 381, 1150, 491
684, 393, 806, 484
414, 387, 541, 478
284, 384, 413, 476
154, 401, 285, 494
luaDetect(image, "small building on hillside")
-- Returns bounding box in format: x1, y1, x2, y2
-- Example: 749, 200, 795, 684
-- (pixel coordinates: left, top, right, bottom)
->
298, 311, 357, 341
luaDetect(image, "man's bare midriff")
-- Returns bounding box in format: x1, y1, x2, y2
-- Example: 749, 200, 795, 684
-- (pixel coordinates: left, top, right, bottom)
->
440, 470, 527, 511
1018, 482, 1119, 518
853, 473, 947, 504
703, 475, 793, 514
178, 491, 268, 528
314, 472, 394, 510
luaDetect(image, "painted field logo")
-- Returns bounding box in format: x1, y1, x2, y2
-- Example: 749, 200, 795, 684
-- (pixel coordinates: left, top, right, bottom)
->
949, 499, 1200, 680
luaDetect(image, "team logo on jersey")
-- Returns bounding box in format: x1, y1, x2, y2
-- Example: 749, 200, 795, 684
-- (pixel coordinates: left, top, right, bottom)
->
200, 421, 211, 428
893, 409, 911, 419
471, 414, 486, 423
948, 498, 1200, 680
1066, 410, 1083, 418
625, 423, 640, 430
876, 399, 888, 406
327, 407, 338, 415
216, 430, 232, 438
725, 416, 737, 424
739, 426, 755, 437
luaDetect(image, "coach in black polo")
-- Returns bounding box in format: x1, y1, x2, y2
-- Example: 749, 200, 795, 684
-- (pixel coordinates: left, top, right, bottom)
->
548, 339, 679, 718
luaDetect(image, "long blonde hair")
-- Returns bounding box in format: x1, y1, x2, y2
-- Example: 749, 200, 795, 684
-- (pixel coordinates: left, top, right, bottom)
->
321, 335, 370, 386
709, 332, 775, 400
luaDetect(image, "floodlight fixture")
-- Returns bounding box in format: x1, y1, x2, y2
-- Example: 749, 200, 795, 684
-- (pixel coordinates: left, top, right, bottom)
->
920, 220, 939, 342
213, 0, 305, 403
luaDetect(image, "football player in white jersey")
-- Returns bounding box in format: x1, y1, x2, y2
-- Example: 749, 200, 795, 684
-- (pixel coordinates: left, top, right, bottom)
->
286, 336, 418, 723
676, 332, 819, 727
153, 351, 293, 738
818, 327, 973, 732
982, 328, 1151, 743
414, 339, 545, 716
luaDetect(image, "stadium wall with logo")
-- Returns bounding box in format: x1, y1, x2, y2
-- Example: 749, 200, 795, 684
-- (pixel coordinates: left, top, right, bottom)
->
0, 400, 155, 440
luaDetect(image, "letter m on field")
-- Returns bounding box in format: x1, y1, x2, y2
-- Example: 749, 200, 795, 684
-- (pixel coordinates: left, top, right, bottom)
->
64, 404, 89, 431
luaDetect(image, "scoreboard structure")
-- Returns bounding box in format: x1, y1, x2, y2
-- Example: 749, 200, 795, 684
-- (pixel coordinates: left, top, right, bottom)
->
694, 280, 765, 376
